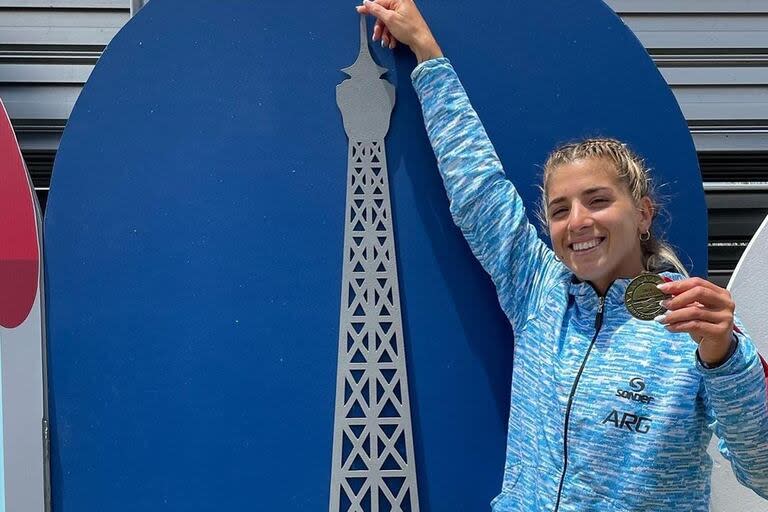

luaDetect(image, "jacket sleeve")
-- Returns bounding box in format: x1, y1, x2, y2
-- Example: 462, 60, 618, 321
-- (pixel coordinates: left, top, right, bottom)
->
410, 58, 564, 331
700, 318, 768, 499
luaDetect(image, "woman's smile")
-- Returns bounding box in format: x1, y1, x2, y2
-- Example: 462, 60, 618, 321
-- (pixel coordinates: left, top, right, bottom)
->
569, 236, 606, 253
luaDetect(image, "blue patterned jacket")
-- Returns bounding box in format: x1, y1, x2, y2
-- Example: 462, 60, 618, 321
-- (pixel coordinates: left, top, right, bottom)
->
411, 58, 768, 512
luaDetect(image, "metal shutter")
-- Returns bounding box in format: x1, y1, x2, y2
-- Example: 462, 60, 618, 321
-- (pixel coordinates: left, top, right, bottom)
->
605, 0, 768, 285
0, 0, 130, 205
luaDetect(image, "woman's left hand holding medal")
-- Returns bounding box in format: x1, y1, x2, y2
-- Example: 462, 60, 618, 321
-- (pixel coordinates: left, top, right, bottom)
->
654, 278, 737, 366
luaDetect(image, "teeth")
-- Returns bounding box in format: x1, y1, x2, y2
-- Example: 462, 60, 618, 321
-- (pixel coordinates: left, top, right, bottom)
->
573, 239, 601, 251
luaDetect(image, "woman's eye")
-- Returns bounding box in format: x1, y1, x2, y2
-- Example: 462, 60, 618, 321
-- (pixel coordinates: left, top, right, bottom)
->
550, 208, 567, 218
591, 197, 608, 206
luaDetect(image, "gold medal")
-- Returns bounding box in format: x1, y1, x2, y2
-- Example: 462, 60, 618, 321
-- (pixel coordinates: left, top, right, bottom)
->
625, 273, 669, 321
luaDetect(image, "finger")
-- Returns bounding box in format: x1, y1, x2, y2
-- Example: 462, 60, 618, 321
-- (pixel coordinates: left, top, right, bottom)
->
664, 319, 719, 340
381, 30, 390, 47
657, 277, 721, 296
656, 305, 727, 327
361, 0, 394, 23
389, 37, 398, 49
373, 19, 384, 41
663, 285, 731, 312
663, 320, 731, 348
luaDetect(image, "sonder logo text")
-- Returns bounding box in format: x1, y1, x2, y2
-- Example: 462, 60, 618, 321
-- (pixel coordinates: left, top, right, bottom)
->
616, 377, 654, 404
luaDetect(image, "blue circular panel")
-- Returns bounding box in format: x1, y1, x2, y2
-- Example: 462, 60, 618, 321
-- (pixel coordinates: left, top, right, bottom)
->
44, 1, 705, 510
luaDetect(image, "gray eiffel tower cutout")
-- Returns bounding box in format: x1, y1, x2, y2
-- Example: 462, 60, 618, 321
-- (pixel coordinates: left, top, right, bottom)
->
329, 15, 421, 512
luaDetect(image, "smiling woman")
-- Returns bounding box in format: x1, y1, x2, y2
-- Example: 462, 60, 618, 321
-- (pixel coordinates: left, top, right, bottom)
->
540, 138, 682, 295
356, 0, 768, 510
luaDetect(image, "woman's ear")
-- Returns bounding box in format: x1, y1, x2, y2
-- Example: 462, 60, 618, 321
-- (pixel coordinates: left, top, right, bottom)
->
638, 196, 654, 233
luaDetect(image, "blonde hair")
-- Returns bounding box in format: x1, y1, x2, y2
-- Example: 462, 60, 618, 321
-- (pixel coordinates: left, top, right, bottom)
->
538, 137, 688, 276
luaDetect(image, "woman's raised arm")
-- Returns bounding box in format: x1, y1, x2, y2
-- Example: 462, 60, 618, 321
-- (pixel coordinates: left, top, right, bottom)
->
356, 0, 565, 330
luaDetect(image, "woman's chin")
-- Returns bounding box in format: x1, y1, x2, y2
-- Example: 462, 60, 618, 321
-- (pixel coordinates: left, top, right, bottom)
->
571, 265, 611, 286
567, 259, 602, 280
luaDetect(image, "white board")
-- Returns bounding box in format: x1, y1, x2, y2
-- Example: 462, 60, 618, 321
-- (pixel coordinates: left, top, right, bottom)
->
0, 98, 48, 512
709, 212, 768, 511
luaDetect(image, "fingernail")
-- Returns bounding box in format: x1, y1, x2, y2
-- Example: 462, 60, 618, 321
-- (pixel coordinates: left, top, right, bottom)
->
659, 299, 669, 309
381, 40, 385, 47
654, 314, 667, 324
389, 41, 395, 49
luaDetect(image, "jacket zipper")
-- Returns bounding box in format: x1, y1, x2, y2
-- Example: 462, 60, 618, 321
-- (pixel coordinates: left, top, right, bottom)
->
552, 292, 606, 512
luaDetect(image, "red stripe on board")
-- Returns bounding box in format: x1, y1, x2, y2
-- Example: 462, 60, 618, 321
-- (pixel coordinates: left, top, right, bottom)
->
0, 99, 39, 328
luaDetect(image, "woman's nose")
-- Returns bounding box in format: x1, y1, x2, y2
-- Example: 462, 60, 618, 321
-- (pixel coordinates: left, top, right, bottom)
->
568, 203, 593, 231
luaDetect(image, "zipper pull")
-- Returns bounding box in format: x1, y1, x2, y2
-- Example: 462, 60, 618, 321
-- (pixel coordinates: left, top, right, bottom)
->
595, 296, 605, 331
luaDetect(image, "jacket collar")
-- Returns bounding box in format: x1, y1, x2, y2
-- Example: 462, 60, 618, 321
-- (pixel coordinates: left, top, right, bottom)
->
567, 276, 630, 312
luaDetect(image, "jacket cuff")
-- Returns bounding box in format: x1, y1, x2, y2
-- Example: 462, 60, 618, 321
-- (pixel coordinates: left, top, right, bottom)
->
697, 333, 739, 369
697, 330, 758, 383
410, 57, 453, 89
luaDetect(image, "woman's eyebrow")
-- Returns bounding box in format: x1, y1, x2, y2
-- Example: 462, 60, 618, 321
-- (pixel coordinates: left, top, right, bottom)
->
548, 186, 613, 209
583, 186, 612, 196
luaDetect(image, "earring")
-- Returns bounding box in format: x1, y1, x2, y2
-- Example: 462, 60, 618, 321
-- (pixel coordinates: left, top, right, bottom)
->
639, 230, 651, 242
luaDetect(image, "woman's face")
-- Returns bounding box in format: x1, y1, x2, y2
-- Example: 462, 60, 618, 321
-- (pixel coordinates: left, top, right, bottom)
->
546, 157, 652, 294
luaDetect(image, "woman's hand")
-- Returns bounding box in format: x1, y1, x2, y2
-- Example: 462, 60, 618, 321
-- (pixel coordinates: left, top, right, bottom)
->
656, 278, 737, 366
355, 0, 443, 63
